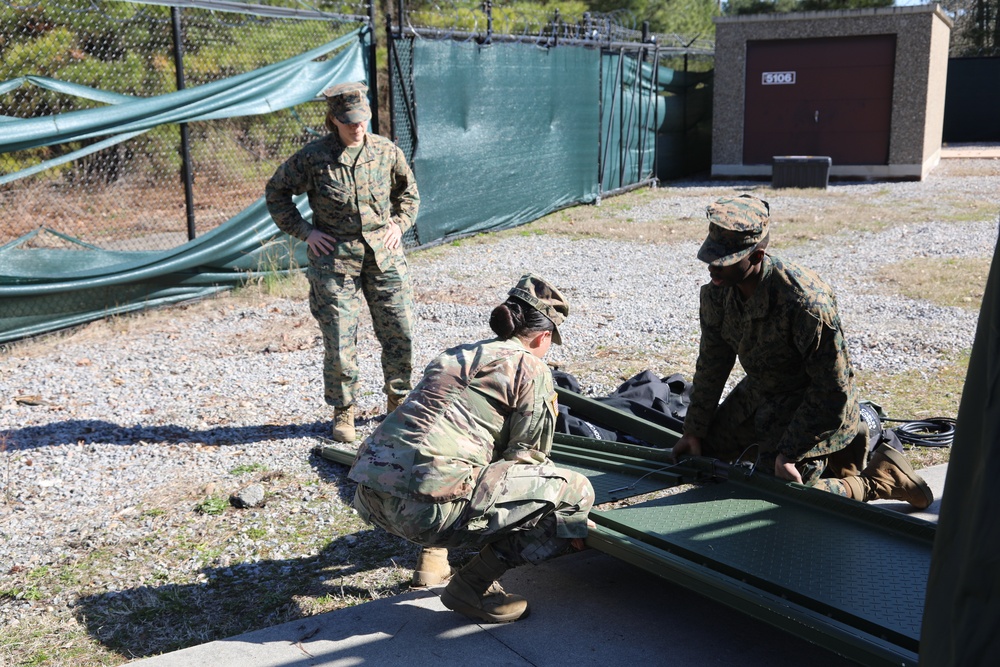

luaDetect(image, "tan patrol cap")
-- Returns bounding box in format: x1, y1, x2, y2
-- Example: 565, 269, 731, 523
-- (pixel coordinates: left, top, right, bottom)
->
508, 273, 570, 345
323, 81, 372, 124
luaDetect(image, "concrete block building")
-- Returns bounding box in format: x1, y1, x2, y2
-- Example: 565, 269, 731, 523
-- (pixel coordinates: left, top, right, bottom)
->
712, 5, 952, 180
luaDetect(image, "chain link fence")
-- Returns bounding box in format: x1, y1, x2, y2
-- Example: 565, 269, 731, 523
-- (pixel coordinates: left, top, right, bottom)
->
397, 0, 714, 53
1, 0, 370, 251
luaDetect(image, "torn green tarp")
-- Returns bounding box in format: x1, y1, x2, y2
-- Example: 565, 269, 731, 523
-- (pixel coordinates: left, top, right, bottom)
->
0, 30, 367, 343
920, 234, 1000, 664
0, 28, 368, 185
0, 76, 135, 109
0, 196, 309, 342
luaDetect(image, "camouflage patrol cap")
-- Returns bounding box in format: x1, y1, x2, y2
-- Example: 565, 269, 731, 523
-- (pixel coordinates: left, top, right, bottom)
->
323, 81, 371, 124
508, 273, 570, 345
697, 194, 770, 267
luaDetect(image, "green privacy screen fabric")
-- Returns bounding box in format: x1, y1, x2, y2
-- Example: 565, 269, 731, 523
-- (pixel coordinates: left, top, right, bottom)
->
411, 40, 600, 244
0, 198, 310, 342
600, 51, 661, 193
0, 29, 367, 186
2, 32, 701, 342
920, 235, 1000, 665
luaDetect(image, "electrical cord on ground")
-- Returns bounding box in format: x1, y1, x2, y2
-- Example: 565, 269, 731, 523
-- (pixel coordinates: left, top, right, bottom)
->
883, 417, 956, 448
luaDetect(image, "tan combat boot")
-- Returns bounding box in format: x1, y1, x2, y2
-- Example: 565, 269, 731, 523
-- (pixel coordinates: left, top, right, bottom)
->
331, 405, 356, 443
441, 545, 528, 623
842, 443, 933, 509
386, 394, 405, 414
411, 547, 453, 587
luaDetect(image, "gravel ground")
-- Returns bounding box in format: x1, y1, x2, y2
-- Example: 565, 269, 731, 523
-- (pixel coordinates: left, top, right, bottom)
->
1, 164, 997, 661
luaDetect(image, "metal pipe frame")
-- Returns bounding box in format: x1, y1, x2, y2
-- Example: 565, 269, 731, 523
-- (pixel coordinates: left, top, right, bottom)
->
170, 7, 197, 242
555, 386, 680, 448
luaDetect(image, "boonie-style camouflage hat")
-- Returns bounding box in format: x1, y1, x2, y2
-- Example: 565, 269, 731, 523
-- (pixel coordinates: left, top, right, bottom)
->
697, 194, 770, 267
508, 273, 570, 345
323, 81, 371, 124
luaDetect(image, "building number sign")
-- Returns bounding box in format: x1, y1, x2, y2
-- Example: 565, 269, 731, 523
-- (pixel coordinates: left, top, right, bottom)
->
762, 71, 796, 85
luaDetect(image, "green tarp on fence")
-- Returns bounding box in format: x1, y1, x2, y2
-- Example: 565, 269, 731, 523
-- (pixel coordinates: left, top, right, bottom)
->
411, 41, 601, 243
0, 30, 367, 343
1, 29, 711, 343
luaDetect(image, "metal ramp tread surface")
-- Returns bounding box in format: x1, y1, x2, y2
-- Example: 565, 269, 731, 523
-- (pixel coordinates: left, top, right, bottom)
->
589, 476, 930, 664
550, 390, 931, 666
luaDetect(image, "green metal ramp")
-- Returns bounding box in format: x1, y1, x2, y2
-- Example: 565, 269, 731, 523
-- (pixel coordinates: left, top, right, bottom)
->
550, 389, 929, 666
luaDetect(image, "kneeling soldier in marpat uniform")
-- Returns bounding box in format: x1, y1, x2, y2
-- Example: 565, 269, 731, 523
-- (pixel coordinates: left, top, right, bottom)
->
672, 195, 933, 508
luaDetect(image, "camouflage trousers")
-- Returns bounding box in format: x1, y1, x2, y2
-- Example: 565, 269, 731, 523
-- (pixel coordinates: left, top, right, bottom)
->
307, 251, 414, 408
354, 459, 595, 567
704, 378, 866, 495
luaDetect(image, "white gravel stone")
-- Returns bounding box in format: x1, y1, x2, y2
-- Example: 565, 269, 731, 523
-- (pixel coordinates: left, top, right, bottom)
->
0, 164, 997, 627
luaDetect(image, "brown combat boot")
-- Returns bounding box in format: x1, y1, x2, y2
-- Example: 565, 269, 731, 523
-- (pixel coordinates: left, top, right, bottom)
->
386, 394, 405, 414
842, 443, 933, 509
330, 405, 356, 443
441, 545, 528, 623
412, 547, 453, 587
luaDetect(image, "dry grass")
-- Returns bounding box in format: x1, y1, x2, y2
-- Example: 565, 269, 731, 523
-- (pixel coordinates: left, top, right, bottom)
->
0, 462, 429, 666
1, 177, 266, 249
511, 166, 998, 247
536, 189, 997, 245
855, 348, 970, 471
877, 257, 991, 311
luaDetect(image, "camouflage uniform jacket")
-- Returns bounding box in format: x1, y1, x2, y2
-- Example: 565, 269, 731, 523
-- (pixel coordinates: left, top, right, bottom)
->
264, 132, 419, 275
684, 254, 860, 462
348, 337, 558, 502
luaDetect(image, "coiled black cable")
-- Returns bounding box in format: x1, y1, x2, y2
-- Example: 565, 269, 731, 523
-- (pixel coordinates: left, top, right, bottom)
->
883, 418, 956, 448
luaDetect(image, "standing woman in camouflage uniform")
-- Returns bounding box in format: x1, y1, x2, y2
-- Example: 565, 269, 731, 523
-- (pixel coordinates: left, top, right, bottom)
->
265, 82, 419, 442
349, 274, 595, 624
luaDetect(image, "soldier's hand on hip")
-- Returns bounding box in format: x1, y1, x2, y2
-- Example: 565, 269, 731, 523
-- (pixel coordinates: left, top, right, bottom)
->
385, 220, 402, 250
307, 229, 337, 256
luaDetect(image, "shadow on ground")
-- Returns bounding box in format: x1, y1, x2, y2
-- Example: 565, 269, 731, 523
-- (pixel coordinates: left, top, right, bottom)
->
73, 527, 421, 660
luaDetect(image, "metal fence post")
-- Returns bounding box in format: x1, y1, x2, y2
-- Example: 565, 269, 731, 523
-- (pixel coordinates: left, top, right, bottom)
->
652, 45, 661, 187
483, 1, 492, 45
170, 7, 196, 241
386, 11, 396, 143
367, 0, 379, 134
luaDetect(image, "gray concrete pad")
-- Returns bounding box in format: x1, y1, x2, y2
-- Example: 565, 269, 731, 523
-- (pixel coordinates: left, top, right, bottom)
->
940, 143, 1000, 159
130, 464, 947, 667
130, 550, 856, 667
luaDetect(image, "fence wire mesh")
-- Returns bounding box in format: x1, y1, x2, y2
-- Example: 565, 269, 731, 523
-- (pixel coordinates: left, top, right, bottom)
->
1, 0, 369, 251
397, 0, 714, 53
385, 31, 419, 245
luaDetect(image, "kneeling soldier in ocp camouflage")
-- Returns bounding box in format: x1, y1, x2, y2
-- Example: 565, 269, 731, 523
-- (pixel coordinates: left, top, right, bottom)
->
349, 274, 595, 623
